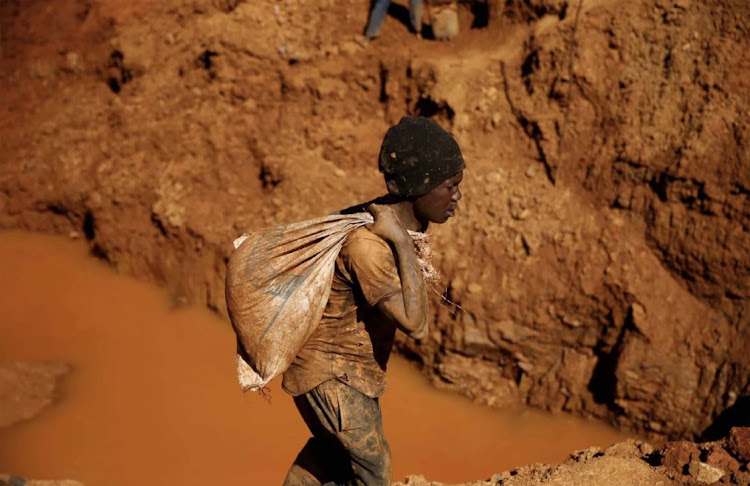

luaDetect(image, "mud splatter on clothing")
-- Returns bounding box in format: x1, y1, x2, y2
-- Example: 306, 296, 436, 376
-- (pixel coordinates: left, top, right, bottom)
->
282, 227, 402, 398
283, 379, 391, 486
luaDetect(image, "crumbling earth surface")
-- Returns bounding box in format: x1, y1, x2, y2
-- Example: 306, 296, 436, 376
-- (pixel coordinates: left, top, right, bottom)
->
395, 428, 750, 485
0, 360, 70, 428
1, 0, 748, 448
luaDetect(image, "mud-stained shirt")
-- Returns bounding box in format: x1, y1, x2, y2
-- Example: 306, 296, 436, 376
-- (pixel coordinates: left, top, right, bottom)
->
282, 227, 402, 398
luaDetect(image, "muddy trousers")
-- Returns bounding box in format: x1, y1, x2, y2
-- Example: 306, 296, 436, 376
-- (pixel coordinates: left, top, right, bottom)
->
283, 380, 392, 486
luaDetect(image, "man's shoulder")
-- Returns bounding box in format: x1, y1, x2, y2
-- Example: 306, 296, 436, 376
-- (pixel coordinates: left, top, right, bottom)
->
338, 227, 400, 296
341, 227, 392, 261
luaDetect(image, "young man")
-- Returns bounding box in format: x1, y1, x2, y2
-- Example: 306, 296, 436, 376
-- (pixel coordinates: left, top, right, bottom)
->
283, 116, 465, 486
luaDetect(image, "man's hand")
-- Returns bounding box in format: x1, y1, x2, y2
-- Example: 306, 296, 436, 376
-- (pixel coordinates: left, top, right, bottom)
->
366, 204, 410, 245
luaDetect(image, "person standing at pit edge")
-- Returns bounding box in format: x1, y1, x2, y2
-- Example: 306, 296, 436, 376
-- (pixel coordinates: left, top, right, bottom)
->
282, 116, 465, 486
363, 0, 423, 41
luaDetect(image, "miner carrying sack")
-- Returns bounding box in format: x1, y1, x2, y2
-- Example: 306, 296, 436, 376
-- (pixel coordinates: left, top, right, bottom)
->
227, 116, 465, 485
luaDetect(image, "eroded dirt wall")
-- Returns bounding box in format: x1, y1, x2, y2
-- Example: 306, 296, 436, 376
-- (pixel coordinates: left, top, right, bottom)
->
391, 0, 750, 439
0, 0, 748, 439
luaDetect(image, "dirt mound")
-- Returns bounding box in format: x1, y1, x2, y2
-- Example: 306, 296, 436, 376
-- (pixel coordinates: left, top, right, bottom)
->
396, 427, 750, 485
0, 0, 748, 441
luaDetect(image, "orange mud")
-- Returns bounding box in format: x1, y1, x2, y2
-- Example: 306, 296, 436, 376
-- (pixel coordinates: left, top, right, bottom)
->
0, 231, 629, 484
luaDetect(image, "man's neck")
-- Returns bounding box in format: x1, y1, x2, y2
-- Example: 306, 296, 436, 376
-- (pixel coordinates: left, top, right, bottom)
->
390, 200, 425, 233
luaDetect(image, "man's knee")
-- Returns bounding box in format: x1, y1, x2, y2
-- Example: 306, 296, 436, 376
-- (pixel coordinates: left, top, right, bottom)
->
349, 434, 391, 485
284, 438, 330, 486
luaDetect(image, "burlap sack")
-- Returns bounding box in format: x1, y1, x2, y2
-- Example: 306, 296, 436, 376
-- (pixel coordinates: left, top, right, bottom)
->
226, 213, 373, 392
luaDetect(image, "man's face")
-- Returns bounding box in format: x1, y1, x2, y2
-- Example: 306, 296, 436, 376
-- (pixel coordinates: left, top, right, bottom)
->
413, 170, 464, 225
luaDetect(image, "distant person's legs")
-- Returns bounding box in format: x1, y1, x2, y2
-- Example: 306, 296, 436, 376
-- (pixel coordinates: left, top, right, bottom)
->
364, 0, 393, 39
409, 0, 424, 35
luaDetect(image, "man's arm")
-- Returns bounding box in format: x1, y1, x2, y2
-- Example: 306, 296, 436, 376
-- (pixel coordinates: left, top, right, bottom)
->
376, 238, 429, 339
366, 205, 429, 340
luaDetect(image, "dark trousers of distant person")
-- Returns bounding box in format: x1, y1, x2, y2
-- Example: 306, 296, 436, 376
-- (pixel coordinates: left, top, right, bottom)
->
283, 379, 392, 486
364, 0, 423, 39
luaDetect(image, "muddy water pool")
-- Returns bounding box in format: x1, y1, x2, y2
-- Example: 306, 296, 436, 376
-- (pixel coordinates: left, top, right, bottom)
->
0, 231, 630, 484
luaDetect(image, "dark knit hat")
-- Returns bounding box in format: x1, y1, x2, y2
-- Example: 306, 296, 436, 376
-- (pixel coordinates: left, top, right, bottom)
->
378, 116, 465, 198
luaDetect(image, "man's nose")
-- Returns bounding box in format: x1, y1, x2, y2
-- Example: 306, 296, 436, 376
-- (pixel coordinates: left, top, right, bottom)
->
452, 188, 462, 202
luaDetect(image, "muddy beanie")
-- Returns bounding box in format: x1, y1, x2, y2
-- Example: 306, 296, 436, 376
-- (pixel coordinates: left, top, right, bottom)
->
378, 116, 465, 199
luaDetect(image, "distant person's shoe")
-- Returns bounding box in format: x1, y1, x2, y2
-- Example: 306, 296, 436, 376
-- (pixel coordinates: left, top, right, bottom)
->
356, 34, 376, 47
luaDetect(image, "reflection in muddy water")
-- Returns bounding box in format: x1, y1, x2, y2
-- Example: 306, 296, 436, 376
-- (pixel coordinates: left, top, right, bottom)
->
0, 231, 630, 484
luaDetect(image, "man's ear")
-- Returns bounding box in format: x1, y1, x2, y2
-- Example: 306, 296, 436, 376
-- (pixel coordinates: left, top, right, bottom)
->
386, 179, 400, 195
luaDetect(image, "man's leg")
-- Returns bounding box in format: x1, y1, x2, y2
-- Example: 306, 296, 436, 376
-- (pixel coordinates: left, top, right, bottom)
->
284, 389, 354, 486
408, 0, 424, 35
285, 380, 391, 486
364, 0, 393, 39
334, 384, 392, 485
284, 437, 340, 486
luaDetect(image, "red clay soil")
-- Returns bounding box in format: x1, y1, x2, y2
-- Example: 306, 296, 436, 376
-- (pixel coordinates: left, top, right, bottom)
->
0, 0, 748, 445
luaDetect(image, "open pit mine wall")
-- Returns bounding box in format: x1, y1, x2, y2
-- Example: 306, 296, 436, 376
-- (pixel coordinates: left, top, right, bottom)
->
0, 0, 748, 440
394, 0, 750, 440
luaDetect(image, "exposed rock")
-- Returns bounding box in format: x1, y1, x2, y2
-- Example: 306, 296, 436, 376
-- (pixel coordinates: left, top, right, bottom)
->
564, 446, 602, 463
604, 439, 654, 459
660, 441, 701, 474
687, 461, 724, 484
0, 361, 70, 428
728, 427, 750, 462
429, 4, 460, 41
705, 446, 741, 474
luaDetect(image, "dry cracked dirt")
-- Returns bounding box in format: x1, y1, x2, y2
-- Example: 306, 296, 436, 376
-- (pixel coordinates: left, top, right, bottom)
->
1, 0, 749, 484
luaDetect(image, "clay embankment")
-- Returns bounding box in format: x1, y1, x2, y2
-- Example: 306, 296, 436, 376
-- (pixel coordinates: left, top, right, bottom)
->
0, 0, 748, 465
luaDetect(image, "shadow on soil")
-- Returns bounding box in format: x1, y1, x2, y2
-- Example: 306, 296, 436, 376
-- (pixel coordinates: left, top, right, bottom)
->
701, 396, 750, 441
